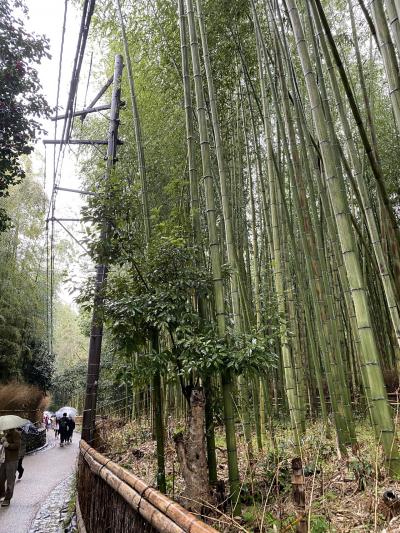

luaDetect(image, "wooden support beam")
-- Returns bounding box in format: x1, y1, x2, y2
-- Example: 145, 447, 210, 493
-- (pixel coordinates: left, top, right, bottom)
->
51, 101, 125, 121
51, 104, 112, 121
47, 217, 82, 222
55, 186, 96, 196
44, 139, 108, 145
84, 76, 113, 111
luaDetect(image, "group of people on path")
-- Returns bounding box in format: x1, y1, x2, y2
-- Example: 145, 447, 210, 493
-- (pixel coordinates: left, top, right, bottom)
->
56, 413, 75, 447
0, 411, 76, 507
43, 412, 76, 446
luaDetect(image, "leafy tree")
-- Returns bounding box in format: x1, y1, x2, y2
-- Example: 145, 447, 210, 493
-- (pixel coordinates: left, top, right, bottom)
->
53, 302, 88, 372
0, 0, 51, 231
51, 359, 87, 409
22, 340, 54, 392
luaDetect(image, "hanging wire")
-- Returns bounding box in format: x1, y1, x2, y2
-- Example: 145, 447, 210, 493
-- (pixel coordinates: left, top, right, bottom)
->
47, 0, 97, 353
45, 146, 51, 353
46, 0, 96, 226
47, 0, 69, 354
83, 51, 93, 110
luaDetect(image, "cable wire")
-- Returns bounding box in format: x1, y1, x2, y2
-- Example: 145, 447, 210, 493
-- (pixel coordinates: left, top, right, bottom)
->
46, 0, 96, 353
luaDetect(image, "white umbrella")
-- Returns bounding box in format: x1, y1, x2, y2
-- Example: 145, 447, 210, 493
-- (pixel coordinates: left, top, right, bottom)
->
0, 415, 30, 431
55, 407, 77, 418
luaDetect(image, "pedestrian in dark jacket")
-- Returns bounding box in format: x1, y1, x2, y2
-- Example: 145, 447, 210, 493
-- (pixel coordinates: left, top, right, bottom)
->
17, 430, 26, 480
67, 418, 75, 443
0, 428, 21, 506
58, 413, 69, 447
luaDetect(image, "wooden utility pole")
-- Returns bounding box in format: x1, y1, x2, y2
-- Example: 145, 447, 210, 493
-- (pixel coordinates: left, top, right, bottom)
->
82, 54, 123, 444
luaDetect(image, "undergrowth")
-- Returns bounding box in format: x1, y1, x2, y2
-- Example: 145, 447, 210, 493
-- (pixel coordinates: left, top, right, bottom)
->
98, 418, 400, 532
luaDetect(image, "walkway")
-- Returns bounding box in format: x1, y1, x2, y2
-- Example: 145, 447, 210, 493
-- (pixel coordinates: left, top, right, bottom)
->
0, 432, 79, 533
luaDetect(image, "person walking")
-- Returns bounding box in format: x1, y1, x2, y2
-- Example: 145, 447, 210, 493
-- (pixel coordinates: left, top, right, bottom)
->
67, 417, 75, 443
0, 427, 21, 507
58, 413, 69, 448
16, 429, 26, 480
54, 418, 59, 440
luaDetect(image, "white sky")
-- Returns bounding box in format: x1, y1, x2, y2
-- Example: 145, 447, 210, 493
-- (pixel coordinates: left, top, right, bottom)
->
25, 0, 103, 305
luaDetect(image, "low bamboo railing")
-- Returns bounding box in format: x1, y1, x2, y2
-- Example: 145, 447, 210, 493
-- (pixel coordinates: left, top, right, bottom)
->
78, 440, 218, 533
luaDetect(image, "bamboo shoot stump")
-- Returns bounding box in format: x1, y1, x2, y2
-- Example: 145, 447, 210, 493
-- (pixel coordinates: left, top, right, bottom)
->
291, 457, 307, 533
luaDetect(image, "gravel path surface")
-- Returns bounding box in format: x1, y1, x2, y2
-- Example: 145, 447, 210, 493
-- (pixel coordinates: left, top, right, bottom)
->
28, 475, 74, 533
0, 433, 79, 533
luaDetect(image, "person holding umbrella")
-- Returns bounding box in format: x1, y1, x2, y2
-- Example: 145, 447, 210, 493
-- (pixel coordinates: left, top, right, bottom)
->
16, 428, 26, 480
0, 416, 25, 507
58, 413, 70, 447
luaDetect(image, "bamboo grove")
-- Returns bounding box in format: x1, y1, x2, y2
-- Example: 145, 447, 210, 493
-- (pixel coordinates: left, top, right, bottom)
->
75, 0, 400, 514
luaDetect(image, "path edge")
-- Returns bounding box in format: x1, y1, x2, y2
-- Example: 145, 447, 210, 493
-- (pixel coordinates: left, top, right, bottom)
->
76, 495, 87, 533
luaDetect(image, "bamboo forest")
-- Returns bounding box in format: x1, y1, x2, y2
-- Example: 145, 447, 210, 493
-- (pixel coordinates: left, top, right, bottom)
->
2, 0, 400, 531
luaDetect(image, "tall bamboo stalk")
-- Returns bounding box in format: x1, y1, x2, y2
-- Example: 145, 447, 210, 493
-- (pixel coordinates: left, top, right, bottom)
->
309, 0, 400, 369
287, 0, 400, 473
196, 0, 256, 466
116, 0, 166, 491
385, 0, 400, 56
369, 0, 400, 133
185, 0, 241, 511
253, 18, 302, 444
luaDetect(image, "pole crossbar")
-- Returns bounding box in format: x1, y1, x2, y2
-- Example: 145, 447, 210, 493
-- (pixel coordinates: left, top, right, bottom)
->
51, 104, 112, 121
55, 186, 97, 196
47, 217, 82, 222
44, 139, 108, 145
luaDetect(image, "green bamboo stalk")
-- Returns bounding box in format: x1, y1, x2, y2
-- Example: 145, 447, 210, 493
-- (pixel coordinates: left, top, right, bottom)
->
369, 0, 400, 133
244, 117, 262, 330
185, 0, 241, 511
259, 376, 266, 445
116, 1, 166, 489
385, 0, 400, 56
177, 0, 217, 484
252, 376, 263, 451
288, 0, 400, 473
199, 0, 257, 476
310, 0, 400, 369
195, 0, 242, 328
115, 0, 151, 241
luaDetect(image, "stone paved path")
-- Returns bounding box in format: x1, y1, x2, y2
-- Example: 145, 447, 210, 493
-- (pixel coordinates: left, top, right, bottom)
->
28, 475, 74, 533
0, 433, 78, 533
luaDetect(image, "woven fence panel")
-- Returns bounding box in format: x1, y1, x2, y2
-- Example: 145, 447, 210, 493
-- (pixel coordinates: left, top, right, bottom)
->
26, 428, 46, 453
77, 455, 158, 533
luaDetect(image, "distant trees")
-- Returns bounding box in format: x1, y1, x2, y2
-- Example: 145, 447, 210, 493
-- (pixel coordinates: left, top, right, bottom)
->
0, 170, 52, 389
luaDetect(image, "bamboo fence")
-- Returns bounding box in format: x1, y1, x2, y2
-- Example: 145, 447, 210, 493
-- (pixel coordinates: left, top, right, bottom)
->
78, 440, 218, 533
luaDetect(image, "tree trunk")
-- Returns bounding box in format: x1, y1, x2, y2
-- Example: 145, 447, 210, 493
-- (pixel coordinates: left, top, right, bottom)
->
174, 388, 211, 514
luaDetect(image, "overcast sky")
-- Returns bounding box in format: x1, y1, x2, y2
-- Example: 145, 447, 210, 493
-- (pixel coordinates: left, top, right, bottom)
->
25, 0, 97, 304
